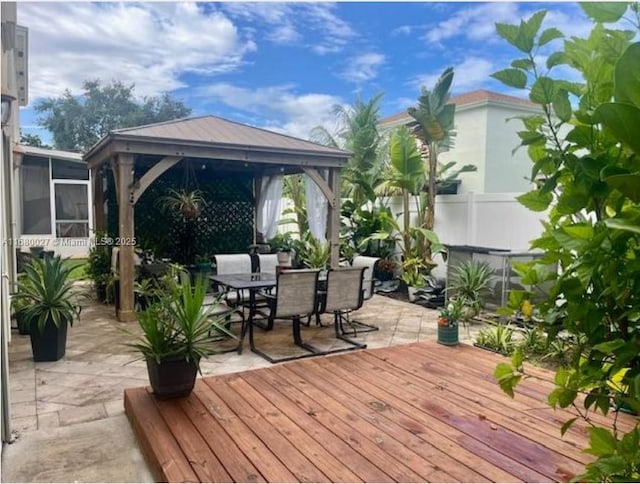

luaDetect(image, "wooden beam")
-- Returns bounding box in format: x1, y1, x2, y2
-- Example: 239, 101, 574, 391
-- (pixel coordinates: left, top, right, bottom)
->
116, 153, 136, 322
91, 167, 105, 232
302, 168, 335, 208
327, 167, 341, 268
131, 156, 182, 205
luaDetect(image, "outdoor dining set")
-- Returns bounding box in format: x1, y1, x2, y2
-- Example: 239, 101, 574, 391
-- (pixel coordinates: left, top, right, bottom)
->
204, 254, 380, 363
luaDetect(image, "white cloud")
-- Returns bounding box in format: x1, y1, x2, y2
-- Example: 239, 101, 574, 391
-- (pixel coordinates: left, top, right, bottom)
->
424, 3, 522, 44
391, 25, 414, 36
412, 57, 495, 92
341, 53, 385, 83
19, 2, 255, 101
221, 2, 355, 55
198, 83, 343, 140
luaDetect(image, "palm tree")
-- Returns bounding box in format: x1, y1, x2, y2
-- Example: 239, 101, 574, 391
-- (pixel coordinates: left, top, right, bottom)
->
311, 93, 387, 208
408, 67, 456, 258
385, 126, 424, 255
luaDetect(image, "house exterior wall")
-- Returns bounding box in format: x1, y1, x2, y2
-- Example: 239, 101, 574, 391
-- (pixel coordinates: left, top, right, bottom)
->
437, 105, 488, 194
483, 103, 535, 193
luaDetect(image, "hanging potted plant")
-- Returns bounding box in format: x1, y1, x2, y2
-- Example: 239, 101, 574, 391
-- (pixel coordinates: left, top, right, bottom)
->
437, 297, 465, 346
17, 256, 81, 361
161, 188, 205, 220
128, 271, 235, 399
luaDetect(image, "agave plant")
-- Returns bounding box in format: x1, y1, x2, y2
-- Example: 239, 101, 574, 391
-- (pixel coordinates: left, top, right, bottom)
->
475, 324, 516, 355
128, 271, 235, 370
17, 256, 81, 334
449, 259, 495, 317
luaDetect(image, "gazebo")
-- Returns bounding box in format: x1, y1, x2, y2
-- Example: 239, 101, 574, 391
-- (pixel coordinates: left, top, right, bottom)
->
84, 116, 350, 322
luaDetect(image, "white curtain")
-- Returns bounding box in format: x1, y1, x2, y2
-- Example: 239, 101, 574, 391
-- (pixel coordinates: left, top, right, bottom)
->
256, 175, 284, 241
305, 171, 328, 242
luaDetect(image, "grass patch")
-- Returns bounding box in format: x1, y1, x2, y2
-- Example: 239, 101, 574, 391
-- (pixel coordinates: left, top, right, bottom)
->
64, 258, 88, 281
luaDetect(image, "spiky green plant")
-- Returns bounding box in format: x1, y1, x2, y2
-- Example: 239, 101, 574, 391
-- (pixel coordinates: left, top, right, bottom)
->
449, 260, 495, 316
476, 324, 516, 355
128, 272, 235, 371
17, 256, 81, 334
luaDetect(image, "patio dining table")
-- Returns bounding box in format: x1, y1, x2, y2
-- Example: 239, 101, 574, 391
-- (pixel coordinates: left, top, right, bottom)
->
209, 272, 278, 355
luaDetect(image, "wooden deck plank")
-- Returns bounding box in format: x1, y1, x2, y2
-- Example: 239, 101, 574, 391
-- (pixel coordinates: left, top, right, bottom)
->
193, 380, 299, 483
240, 370, 395, 483
273, 363, 457, 483
436, 344, 637, 432
151, 389, 233, 483
374, 346, 593, 457
123, 387, 198, 483
177, 396, 266, 483
288, 357, 495, 483
346, 351, 584, 481
313, 353, 553, 483
124, 341, 638, 483
264, 364, 427, 482
222, 374, 363, 483
203, 376, 331, 483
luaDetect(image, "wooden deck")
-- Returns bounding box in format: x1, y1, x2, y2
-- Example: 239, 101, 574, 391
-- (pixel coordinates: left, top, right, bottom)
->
124, 342, 638, 483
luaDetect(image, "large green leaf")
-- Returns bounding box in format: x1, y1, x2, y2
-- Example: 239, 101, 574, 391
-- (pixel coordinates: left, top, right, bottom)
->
552, 90, 572, 122
517, 190, 553, 211
580, 2, 628, 23
595, 103, 640, 155
389, 125, 424, 192
539, 27, 564, 47
614, 43, 640, 106
491, 69, 527, 89
605, 173, 640, 202
530, 77, 559, 104
604, 218, 640, 235
546, 51, 568, 69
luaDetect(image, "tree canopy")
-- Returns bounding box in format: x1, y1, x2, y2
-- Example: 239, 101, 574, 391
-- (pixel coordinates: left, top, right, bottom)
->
34, 80, 191, 152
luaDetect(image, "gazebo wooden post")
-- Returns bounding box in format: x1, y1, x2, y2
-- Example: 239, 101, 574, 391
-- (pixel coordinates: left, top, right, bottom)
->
116, 153, 136, 322
91, 167, 105, 232
327, 167, 341, 268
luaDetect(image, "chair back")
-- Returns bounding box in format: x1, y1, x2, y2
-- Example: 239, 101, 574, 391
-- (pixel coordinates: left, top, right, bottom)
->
257, 253, 279, 275
351, 256, 379, 300
215, 254, 252, 274
275, 269, 319, 318
324, 267, 365, 313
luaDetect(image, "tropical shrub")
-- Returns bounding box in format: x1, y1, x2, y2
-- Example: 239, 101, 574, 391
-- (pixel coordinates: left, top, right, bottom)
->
449, 260, 495, 316
475, 324, 516, 355
491, 5, 640, 481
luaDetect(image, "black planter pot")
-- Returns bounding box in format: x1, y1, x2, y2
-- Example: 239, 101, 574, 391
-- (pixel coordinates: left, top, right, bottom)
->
15, 310, 30, 335
29, 318, 68, 361
96, 284, 107, 303
146, 357, 198, 399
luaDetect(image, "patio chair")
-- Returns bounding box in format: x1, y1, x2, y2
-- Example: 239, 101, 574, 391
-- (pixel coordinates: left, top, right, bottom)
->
257, 253, 279, 276
213, 254, 253, 307
348, 256, 381, 334
254, 269, 322, 363
321, 266, 370, 351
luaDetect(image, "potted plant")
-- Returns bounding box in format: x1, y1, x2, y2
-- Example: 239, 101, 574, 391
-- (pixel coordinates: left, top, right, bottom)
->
128, 271, 234, 399
17, 256, 81, 361
87, 235, 112, 302
299, 235, 330, 273
401, 256, 430, 302
449, 259, 494, 319
375, 258, 398, 282
161, 188, 205, 220
268, 233, 295, 266
12, 293, 30, 335
437, 297, 465, 346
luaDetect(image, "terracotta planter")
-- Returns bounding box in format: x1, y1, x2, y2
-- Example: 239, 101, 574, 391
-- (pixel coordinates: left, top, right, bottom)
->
146, 357, 198, 399
30, 318, 68, 361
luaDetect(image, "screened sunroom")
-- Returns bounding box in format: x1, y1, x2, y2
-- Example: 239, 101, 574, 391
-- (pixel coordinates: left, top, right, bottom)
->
13, 144, 92, 258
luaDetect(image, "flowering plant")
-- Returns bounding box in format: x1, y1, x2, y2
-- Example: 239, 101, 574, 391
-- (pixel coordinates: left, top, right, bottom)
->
438, 297, 466, 327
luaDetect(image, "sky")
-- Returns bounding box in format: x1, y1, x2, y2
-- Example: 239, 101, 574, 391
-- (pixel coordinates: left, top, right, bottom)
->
17, 1, 601, 145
